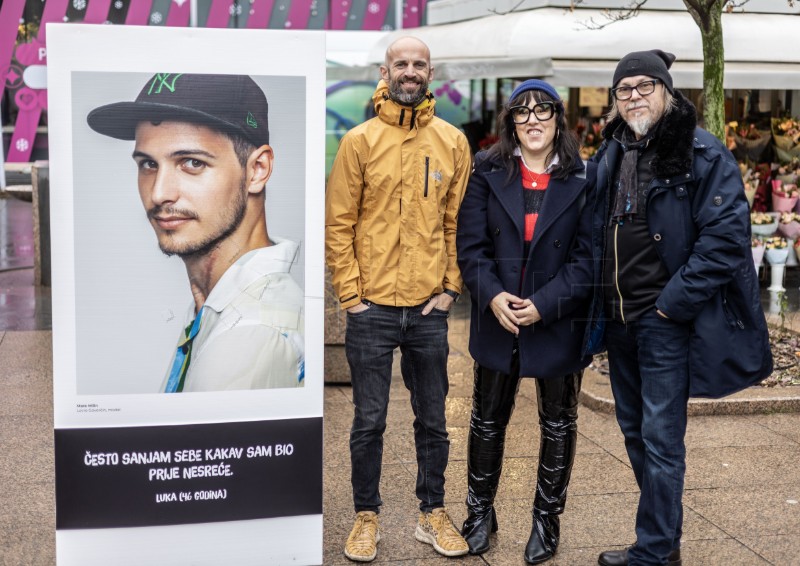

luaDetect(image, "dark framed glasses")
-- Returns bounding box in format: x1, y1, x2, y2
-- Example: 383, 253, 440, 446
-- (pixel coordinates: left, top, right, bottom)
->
611, 79, 659, 101
509, 102, 556, 124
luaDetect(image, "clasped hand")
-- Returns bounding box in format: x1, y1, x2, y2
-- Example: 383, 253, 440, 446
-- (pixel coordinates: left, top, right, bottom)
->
490, 292, 541, 335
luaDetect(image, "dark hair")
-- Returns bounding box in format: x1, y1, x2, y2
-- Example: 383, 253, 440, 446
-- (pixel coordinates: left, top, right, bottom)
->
484, 89, 580, 184
223, 131, 258, 169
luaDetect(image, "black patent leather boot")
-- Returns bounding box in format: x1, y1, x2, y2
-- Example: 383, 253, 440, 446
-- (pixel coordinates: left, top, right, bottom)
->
524, 372, 582, 564
462, 362, 520, 555
524, 513, 560, 564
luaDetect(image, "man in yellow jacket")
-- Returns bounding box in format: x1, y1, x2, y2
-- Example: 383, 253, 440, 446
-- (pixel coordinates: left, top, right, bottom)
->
326, 36, 471, 562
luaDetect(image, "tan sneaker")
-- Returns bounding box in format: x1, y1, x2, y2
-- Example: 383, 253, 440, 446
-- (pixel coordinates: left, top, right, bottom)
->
415, 507, 469, 557
344, 511, 381, 562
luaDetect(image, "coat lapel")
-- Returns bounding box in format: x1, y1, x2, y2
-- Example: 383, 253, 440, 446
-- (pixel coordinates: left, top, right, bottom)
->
530, 175, 583, 251
485, 169, 524, 239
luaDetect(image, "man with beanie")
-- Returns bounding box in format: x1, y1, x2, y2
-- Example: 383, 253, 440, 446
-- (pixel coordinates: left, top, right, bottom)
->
88, 73, 305, 393
585, 51, 772, 565
326, 37, 471, 561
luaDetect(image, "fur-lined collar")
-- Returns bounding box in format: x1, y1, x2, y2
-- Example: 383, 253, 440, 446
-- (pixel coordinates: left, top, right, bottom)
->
602, 90, 698, 178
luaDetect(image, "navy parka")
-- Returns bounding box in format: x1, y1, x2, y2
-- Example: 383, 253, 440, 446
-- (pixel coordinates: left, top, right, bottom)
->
584, 92, 773, 397
457, 152, 596, 379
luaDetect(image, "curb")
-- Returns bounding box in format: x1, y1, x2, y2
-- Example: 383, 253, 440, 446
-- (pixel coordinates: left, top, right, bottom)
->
580, 367, 800, 416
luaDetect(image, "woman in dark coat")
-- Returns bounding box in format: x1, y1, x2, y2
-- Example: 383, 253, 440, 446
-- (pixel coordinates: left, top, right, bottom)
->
456, 79, 595, 564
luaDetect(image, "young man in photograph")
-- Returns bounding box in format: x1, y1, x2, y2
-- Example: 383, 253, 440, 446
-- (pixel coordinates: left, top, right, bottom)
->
88, 73, 304, 393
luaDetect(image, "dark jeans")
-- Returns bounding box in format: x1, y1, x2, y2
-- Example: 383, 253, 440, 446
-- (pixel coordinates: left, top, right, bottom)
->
345, 301, 450, 513
605, 309, 690, 565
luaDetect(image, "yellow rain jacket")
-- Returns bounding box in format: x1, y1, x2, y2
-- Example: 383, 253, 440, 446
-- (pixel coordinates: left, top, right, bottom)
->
326, 80, 471, 310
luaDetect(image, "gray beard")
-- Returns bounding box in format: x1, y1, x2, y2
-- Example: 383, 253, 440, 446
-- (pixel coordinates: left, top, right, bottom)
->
627, 116, 653, 138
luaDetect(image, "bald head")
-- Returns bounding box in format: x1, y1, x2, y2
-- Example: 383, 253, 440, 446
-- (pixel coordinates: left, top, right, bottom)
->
384, 36, 431, 67
380, 36, 433, 106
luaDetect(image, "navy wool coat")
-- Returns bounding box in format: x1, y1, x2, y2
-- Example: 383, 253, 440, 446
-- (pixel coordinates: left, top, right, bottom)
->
457, 152, 596, 379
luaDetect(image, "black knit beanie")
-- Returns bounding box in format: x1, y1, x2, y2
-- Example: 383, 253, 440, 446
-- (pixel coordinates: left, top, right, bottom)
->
613, 49, 676, 94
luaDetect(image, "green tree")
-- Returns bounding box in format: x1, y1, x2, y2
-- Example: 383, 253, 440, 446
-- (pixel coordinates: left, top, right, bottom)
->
570, 0, 796, 141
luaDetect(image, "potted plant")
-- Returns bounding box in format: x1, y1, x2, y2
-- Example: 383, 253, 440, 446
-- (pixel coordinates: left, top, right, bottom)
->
740, 164, 759, 208
776, 211, 800, 239
772, 116, 800, 162
752, 237, 766, 270
772, 183, 800, 213
751, 211, 779, 236
774, 163, 798, 186
764, 236, 790, 265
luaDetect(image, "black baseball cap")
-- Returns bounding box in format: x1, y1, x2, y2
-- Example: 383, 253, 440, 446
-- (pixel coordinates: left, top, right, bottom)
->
87, 73, 269, 147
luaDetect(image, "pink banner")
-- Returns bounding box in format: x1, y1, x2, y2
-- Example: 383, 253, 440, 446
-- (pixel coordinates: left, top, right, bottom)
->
285, 0, 311, 29
125, 0, 154, 25
403, 0, 426, 28
38, 0, 71, 43
246, 0, 274, 28
7, 87, 42, 162
329, 0, 351, 30
83, 0, 112, 24
362, 0, 389, 30
166, 0, 190, 27
0, 0, 26, 85
205, 0, 232, 28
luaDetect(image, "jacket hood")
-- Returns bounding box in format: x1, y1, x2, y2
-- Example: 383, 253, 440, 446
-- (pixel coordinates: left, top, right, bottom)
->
602, 90, 697, 178
372, 79, 436, 130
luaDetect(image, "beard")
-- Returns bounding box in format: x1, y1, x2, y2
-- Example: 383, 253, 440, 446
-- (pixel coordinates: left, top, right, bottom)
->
148, 175, 249, 260
624, 101, 661, 138
388, 75, 429, 106
627, 115, 654, 138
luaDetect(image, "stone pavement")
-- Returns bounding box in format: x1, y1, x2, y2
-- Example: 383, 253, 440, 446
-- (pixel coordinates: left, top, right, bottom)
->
1, 306, 800, 565
323, 303, 800, 565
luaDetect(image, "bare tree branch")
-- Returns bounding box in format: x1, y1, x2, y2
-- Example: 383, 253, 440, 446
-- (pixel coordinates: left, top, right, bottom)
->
488, 0, 527, 16
569, 0, 650, 30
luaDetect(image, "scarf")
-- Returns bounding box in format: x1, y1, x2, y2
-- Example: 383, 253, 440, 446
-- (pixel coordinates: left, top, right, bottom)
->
611, 122, 658, 221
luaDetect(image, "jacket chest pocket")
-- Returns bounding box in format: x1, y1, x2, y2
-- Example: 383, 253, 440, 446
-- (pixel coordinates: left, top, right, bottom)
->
650, 184, 693, 259
420, 156, 451, 201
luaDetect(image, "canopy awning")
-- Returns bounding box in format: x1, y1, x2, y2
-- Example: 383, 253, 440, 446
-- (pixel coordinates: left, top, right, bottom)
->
367, 7, 800, 88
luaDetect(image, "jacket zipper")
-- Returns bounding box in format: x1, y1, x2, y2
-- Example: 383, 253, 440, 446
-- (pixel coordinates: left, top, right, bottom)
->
424, 157, 430, 197
613, 222, 626, 323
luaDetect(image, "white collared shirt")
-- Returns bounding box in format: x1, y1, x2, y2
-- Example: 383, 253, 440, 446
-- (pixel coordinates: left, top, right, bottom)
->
161, 238, 305, 392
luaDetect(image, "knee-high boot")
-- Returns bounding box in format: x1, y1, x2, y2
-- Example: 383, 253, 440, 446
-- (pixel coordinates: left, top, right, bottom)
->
461, 361, 520, 555
524, 371, 582, 564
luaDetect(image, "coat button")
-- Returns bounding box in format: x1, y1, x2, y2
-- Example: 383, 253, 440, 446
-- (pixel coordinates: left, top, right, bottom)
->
685, 173, 691, 178
653, 233, 662, 241
494, 227, 500, 235
548, 274, 555, 280
713, 196, 722, 205
554, 240, 561, 247
665, 179, 670, 184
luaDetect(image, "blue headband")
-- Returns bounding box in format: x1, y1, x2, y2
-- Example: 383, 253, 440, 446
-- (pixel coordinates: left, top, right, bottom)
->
509, 79, 562, 107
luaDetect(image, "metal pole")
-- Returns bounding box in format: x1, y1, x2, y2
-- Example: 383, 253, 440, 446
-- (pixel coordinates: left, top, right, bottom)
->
190, 0, 198, 27
395, 0, 403, 30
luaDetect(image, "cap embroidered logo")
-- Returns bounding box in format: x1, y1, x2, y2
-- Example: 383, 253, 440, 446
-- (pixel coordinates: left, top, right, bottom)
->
246, 112, 258, 128
147, 73, 183, 95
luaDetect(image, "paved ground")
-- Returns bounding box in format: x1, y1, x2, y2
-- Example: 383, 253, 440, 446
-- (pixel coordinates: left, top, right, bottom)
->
322, 304, 800, 566
2, 308, 800, 565
2, 195, 800, 564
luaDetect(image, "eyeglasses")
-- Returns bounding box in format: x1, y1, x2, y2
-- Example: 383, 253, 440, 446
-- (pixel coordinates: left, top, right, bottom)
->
611, 79, 659, 101
509, 102, 556, 124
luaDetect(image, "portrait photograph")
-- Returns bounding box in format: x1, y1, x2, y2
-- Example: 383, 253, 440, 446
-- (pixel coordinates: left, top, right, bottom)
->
47, 24, 325, 566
